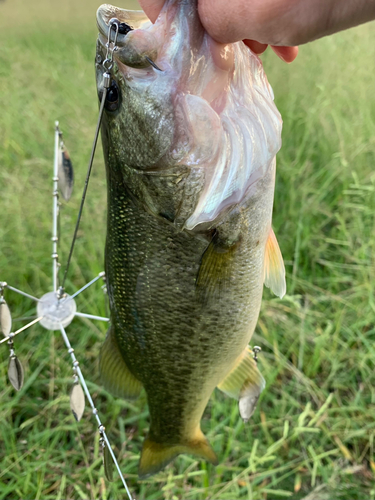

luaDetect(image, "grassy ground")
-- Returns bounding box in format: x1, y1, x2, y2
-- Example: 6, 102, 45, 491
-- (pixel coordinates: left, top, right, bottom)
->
1, 1, 375, 499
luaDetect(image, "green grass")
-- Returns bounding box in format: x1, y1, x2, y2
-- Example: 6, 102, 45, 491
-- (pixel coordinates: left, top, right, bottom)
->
1, 1, 375, 498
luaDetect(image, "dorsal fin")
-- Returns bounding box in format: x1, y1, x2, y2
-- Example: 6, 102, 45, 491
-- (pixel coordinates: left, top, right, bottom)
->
263, 228, 286, 298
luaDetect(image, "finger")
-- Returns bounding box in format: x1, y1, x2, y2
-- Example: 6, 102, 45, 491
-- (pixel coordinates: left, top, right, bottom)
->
270, 45, 299, 63
138, 0, 165, 23
198, 0, 284, 44
243, 39, 268, 55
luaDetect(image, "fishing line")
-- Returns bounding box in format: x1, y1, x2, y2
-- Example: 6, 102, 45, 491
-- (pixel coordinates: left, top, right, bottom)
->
60, 19, 120, 295
58, 88, 107, 294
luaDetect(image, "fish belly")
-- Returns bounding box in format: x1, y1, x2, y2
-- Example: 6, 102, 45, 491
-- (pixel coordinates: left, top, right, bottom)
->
105, 161, 275, 439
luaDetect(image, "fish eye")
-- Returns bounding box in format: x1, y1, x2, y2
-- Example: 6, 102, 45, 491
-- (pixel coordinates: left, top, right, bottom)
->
105, 81, 120, 112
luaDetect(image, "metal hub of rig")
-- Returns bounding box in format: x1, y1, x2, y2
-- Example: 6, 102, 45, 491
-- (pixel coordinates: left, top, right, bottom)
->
0, 115, 134, 499
37, 292, 77, 330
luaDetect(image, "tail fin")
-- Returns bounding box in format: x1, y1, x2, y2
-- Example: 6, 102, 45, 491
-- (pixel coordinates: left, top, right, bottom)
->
138, 430, 218, 479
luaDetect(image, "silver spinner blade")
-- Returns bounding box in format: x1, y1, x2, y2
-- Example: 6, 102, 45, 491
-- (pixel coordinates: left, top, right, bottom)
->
103, 443, 114, 482
70, 382, 85, 421
58, 147, 74, 201
0, 299, 12, 337
8, 355, 24, 391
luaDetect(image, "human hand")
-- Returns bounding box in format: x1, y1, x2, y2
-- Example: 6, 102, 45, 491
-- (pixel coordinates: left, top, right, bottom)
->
139, 0, 375, 63
138, 0, 298, 62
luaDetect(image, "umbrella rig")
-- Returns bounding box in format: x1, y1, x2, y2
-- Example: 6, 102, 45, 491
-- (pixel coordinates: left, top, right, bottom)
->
0, 121, 135, 500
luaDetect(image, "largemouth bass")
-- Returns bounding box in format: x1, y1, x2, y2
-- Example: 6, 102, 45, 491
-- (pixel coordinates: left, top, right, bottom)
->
95, 0, 286, 478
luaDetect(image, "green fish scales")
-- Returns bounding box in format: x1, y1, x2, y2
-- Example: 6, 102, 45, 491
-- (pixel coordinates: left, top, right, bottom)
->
96, 0, 286, 477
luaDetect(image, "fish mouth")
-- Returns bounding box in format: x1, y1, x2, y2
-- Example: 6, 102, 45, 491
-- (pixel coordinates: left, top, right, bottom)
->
96, 4, 151, 45
96, 4, 161, 70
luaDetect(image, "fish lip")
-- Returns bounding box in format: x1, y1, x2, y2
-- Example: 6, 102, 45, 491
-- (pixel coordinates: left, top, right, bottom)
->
96, 5, 127, 46
96, 4, 150, 46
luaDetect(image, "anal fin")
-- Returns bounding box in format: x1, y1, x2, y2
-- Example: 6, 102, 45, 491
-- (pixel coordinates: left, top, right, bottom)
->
99, 326, 142, 400
218, 347, 265, 422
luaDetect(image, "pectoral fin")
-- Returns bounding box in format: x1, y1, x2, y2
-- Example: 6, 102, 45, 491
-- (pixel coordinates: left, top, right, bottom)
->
263, 228, 286, 298
218, 347, 266, 422
196, 232, 239, 301
99, 326, 143, 400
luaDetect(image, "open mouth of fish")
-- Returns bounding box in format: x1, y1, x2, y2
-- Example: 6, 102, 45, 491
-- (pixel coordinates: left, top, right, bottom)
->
95, 1, 282, 230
